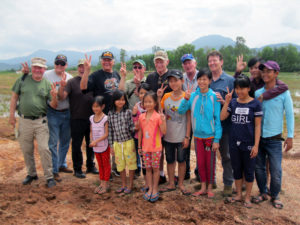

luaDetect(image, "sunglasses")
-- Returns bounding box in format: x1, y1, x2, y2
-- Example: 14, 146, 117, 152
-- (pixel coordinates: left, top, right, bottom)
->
55, 61, 66, 66
133, 66, 142, 70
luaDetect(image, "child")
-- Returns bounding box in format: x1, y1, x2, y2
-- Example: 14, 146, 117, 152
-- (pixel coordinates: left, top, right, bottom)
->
178, 68, 222, 198
159, 70, 191, 195
138, 91, 166, 202
132, 82, 150, 191
221, 74, 262, 208
89, 96, 110, 194
108, 90, 136, 194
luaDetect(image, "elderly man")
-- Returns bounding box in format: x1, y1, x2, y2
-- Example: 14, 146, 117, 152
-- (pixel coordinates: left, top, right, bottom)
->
44, 54, 73, 182
9, 57, 58, 188
58, 59, 97, 178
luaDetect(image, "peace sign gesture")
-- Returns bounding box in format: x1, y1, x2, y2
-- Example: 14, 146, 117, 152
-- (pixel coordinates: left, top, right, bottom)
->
236, 54, 247, 73
84, 54, 92, 72
158, 109, 166, 121
120, 62, 127, 78
60, 72, 67, 87
224, 87, 233, 104
21, 62, 30, 74
157, 83, 167, 98
50, 82, 58, 99
185, 83, 193, 100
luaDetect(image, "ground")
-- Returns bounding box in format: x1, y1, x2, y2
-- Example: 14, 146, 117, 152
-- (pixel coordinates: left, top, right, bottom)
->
0, 118, 300, 225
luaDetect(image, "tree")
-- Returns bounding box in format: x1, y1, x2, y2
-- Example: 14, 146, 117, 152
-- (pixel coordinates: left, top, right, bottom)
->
120, 48, 127, 63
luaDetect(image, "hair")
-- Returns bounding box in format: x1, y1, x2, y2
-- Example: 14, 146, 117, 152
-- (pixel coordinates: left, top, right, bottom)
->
138, 82, 151, 93
206, 50, 223, 61
93, 96, 105, 106
234, 74, 254, 97
110, 89, 129, 111
143, 91, 159, 112
197, 68, 212, 80
247, 57, 262, 68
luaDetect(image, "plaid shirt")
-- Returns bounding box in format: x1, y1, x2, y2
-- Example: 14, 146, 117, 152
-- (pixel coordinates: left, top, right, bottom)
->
108, 109, 135, 147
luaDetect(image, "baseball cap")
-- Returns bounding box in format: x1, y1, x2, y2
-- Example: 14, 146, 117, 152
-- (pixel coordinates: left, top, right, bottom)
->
101, 51, 114, 60
181, 54, 195, 63
77, 59, 85, 66
55, 54, 67, 63
132, 59, 146, 68
31, 57, 47, 68
167, 69, 183, 80
259, 60, 280, 72
154, 50, 168, 62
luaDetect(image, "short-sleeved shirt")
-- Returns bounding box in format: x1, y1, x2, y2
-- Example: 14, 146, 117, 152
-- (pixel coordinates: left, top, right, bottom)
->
65, 76, 93, 120
44, 69, 73, 110
182, 70, 198, 92
161, 92, 187, 143
84, 69, 120, 114
125, 77, 146, 109
90, 115, 108, 153
145, 70, 172, 93
139, 111, 163, 152
12, 75, 52, 117
227, 98, 262, 145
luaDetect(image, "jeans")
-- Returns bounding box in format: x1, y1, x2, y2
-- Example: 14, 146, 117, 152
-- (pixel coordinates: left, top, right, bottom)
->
255, 138, 282, 198
70, 119, 95, 172
219, 132, 234, 186
47, 106, 71, 173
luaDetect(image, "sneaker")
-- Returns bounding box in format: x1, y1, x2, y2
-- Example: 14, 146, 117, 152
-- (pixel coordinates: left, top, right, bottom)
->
74, 171, 86, 179
53, 173, 62, 182
59, 167, 73, 173
86, 167, 99, 174
159, 175, 167, 185
47, 178, 56, 188
112, 169, 120, 177
22, 175, 38, 185
223, 185, 233, 197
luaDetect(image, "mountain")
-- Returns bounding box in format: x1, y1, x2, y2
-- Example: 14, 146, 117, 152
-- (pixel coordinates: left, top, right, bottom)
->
258, 43, 300, 51
191, 34, 235, 50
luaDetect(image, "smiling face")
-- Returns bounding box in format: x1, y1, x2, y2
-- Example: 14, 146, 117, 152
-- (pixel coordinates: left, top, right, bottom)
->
139, 88, 148, 101
101, 58, 114, 73
92, 102, 104, 115
168, 76, 183, 92
77, 64, 84, 77
31, 66, 46, 81
182, 59, 197, 75
154, 58, 169, 75
249, 62, 261, 80
235, 86, 250, 100
114, 95, 126, 111
208, 55, 223, 74
197, 75, 211, 92
54, 61, 67, 75
143, 95, 157, 112
261, 68, 278, 84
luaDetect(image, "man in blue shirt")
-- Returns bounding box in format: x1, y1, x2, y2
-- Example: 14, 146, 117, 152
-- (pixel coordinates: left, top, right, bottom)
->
253, 61, 294, 209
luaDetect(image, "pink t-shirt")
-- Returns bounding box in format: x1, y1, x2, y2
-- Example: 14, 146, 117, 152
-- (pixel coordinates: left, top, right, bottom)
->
89, 115, 108, 153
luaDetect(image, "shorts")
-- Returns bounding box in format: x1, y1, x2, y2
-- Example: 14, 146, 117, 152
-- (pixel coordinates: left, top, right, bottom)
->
164, 141, 187, 163
113, 139, 137, 172
142, 151, 162, 169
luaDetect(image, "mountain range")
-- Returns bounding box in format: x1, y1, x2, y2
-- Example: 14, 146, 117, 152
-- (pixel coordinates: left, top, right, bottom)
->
1, 34, 300, 71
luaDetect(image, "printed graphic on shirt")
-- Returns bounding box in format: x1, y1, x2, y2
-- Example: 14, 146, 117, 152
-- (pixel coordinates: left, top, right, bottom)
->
165, 104, 183, 123
232, 107, 251, 124
104, 78, 119, 93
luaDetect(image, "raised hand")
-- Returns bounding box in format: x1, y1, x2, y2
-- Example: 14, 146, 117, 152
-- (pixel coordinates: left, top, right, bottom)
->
120, 62, 127, 78
236, 55, 247, 73
157, 83, 167, 98
132, 104, 138, 115
224, 87, 233, 104
21, 62, 30, 74
60, 72, 67, 87
133, 68, 142, 84
185, 83, 193, 100
50, 83, 58, 99
84, 54, 92, 72
159, 109, 166, 121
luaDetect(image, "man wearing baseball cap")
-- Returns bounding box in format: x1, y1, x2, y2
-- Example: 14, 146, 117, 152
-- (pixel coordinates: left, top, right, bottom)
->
253, 60, 294, 209
58, 59, 97, 178
9, 57, 58, 188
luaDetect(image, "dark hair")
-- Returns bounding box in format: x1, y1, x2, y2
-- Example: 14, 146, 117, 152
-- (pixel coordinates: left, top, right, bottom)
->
247, 57, 262, 68
111, 89, 129, 111
207, 50, 223, 61
197, 68, 212, 80
234, 74, 254, 97
93, 96, 105, 106
138, 82, 151, 93
143, 91, 159, 112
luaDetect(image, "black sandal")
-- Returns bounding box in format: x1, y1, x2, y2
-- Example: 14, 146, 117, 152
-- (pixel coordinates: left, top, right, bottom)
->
271, 197, 283, 209
251, 194, 268, 204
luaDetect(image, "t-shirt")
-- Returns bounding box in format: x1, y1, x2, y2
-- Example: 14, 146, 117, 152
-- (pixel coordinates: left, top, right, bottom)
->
145, 70, 172, 93
139, 111, 163, 152
90, 115, 109, 153
227, 98, 262, 145
65, 76, 93, 120
161, 92, 187, 143
84, 69, 120, 114
12, 75, 52, 117
44, 69, 73, 110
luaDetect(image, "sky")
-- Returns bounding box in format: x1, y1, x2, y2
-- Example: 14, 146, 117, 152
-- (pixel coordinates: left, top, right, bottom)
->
1, 0, 300, 59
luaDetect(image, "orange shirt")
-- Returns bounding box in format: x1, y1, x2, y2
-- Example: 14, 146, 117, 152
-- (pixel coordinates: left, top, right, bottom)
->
139, 111, 162, 152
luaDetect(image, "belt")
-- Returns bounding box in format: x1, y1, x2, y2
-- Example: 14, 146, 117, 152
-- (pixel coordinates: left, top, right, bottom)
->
19, 113, 46, 120
48, 105, 69, 112
261, 134, 284, 141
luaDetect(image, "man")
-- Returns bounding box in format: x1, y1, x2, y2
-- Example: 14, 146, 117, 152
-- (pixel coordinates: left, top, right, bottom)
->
58, 59, 98, 178
44, 54, 73, 182
9, 57, 57, 188
181, 54, 198, 180
207, 50, 234, 196
253, 61, 294, 209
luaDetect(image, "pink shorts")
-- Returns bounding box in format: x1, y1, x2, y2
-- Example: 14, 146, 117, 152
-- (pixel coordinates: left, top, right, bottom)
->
142, 151, 161, 169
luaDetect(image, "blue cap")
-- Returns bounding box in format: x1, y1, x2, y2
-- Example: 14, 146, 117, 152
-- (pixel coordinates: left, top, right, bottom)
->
181, 54, 194, 63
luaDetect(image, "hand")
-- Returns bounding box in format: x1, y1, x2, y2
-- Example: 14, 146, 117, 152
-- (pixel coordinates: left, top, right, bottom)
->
110, 147, 115, 156
9, 115, 16, 128
89, 141, 97, 147
132, 104, 138, 115
60, 72, 67, 87
215, 92, 225, 105
182, 138, 189, 149
185, 83, 193, 100
138, 148, 142, 155
21, 62, 30, 74
236, 55, 247, 73
159, 109, 166, 121
250, 145, 258, 158
120, 62, 127, 78
212, 142, 219, 152
224, 87, 233, 104
50, 83, 58, 99
134, 121, 139, 131
157, 83, 167, 98
284, 138, 293, 152
257, 95, 263, 102
133, 68, 142, 84
84, 54, 92, 72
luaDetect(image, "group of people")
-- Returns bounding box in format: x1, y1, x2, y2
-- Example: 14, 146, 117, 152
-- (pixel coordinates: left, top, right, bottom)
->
9, 49, 294, 208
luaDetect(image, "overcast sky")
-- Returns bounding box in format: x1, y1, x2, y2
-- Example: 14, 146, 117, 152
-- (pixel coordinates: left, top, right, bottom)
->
1, 0, 300, 59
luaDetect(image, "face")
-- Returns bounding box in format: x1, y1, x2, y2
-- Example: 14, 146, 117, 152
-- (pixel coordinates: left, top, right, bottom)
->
261, 68, 278, 84
235, 86, 250, 99
77, 64, 84, 76
154, 58, 169, 74
168, 77, 183, 92
92, 102, 104, 114
133, 63, 145, 75
197, 75, 211, 91
249, 62, 261, 80
208, 55, 223, 73
115, 95, 126, 110
143, 95, 156, 111
101, 58, 114, 72
182, 60, 197, 75
31, 66, 46, 81
54, 61, 67, 75
139, 88, 148, 101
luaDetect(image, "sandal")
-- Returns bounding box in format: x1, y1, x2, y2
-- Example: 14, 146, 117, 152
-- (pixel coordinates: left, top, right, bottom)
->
140, 187, 149, 193
251, 194, 268, 204
143, 192, 151, 201
124, 188, 132, 194
243, 201, 252, 208
97, 187, 109, 195
224, 197, 242, 204
115, 187, 126, 193
180, 189, 191, 196
160, 187, 176, 193
271, 198, 283, 209
149, 192, 159, 203
94, 186, 102, 194
192, 191, 207, 197
207, 191, 214, 198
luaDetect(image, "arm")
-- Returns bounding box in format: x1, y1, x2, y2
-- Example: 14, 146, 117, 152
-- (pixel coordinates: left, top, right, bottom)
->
49, 83, 58, 109
90, 122, 109, 147
213, 98, 222, 144
182, 110, 191, 148
128, 110, 135, 133
250, 116, 261, 158
138, 126, 142, 154
178, 98, 191, 115
283, 91, 294, 152
159, 113, 167, 135
9, 92, 19, 128
80, 54, 91, 91
118, 63, 126, 91
261, 80, 289, 101
235, 55, 247, 75
220, 87, 233, 121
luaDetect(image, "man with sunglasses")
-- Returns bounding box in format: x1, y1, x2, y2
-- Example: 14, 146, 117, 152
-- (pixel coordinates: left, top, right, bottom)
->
44, 54, 73, 182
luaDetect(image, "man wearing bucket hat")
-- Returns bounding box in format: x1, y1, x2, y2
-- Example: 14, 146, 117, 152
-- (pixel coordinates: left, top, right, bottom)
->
9, 57, 58, 188
58, 59, 97, 178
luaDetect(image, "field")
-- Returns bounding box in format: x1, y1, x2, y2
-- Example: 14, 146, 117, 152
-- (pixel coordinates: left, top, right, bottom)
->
0, 70, 300, 224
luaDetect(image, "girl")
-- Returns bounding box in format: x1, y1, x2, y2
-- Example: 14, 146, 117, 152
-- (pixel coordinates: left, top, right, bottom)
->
89, 96, 110, 194
221, 74, 262, 208
138, 91, 166, 202
108, 90, 136, 194
178, 68, 222, 198
132, 82, 150, 191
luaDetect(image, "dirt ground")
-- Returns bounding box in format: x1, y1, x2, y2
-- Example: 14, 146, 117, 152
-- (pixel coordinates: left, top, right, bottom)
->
0, 118, 300, 225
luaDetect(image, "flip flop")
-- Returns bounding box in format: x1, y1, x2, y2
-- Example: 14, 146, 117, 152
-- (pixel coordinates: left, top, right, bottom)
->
124, 188, 132, 194
243, 201, 252, 208
143, 192, 151, 201
94, 186, 102, 194
149, 192, 159, 203
207, 191, 215, 198
251, 194, 268, 204
140, 187, 149, 193
224, 197, 242, 204
180, 189, 191, 196
271, 198, 283, 209
160, 187, 176, 193
115, 187, 126, 193
192, 191, 207, 197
